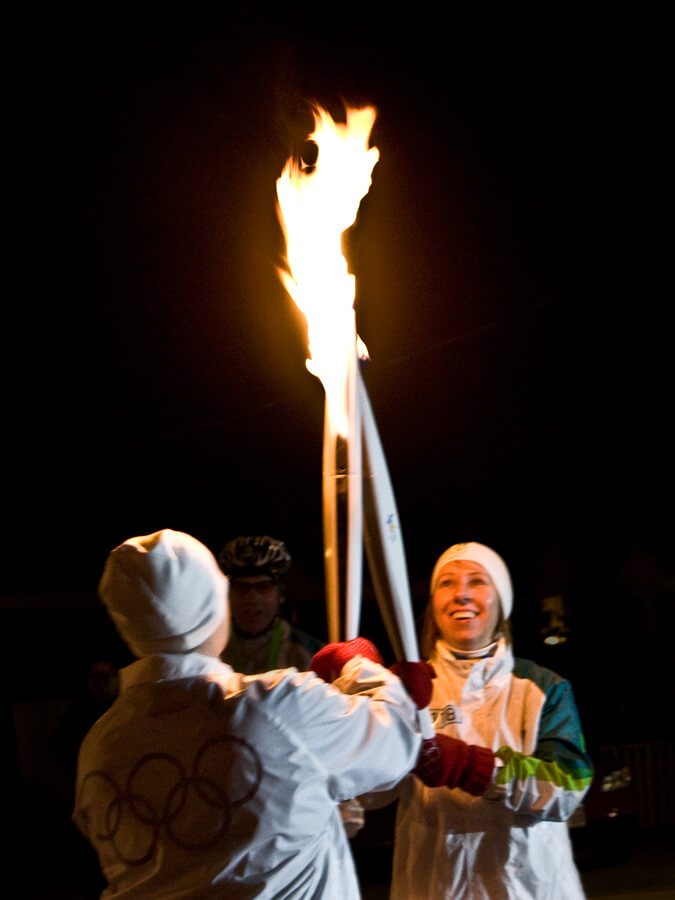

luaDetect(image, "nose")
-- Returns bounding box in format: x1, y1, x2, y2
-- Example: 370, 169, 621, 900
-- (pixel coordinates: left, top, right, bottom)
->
453, 581, 470, 602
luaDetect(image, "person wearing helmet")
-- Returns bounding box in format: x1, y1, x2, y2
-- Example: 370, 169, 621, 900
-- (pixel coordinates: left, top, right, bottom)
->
384, 540, 594, 899
218, 535, 323, 675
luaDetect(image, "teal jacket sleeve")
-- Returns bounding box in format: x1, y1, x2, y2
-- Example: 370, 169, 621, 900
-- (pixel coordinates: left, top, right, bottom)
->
488, 660, 594, 821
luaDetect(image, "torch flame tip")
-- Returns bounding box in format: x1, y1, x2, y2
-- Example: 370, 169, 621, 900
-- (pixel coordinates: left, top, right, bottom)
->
276, 101, 379, 437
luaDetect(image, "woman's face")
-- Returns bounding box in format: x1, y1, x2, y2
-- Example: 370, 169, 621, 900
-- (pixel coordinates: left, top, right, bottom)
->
431, 559, 501, 651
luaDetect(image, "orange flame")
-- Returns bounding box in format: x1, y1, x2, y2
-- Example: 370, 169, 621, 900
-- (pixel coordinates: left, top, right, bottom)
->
276, 104, 379, 435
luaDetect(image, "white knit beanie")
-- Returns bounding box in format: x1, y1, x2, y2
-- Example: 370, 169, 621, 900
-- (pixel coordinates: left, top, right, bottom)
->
99, 529, 229, 657
430, 541, 513, 620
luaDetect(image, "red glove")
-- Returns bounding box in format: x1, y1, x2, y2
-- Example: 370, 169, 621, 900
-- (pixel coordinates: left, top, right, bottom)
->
310, 637, 384, 682
390, 660, 436, 709
457, 743, 497, 796
413, 734, 495, 795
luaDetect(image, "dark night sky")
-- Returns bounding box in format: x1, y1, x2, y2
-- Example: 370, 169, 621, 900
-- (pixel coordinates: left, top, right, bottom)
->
5, 9, 672, 695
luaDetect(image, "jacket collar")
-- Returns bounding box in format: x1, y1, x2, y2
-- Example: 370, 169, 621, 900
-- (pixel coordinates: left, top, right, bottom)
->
119, 652, 234, 690
433, 636, 513, 683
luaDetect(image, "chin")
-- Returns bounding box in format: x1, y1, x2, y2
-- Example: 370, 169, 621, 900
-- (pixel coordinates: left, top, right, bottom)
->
449, 634, 485, 651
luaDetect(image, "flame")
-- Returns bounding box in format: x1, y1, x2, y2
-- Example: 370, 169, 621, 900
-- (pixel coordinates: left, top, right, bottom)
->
276, 104, 379, 436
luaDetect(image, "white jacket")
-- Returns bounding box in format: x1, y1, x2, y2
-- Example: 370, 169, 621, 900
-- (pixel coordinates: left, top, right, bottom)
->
390, 638, 593, 899
74, 651, 422, 898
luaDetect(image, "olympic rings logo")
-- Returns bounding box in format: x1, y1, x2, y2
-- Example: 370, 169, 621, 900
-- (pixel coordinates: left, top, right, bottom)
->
78, 734, 262, 865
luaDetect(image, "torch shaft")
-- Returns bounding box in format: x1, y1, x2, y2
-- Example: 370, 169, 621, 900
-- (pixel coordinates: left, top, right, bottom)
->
322, 322, 364, 643
345, 326, 363, 640
360, 373, 435, 739
322, 405, 340, 644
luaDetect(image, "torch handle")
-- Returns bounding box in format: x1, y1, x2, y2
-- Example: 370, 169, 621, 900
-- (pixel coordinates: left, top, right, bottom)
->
322, 405, 341, 644
345, 328, 363, 640
360, 373, 418, 661
416, 706, 436, 741
359, 374, 436, 741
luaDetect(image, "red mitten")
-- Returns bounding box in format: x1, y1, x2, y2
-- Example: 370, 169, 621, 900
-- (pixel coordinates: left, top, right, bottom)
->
413, 734, 495, 795
414, 734, 469, 787
390, 660, 436, 709
457, 744, 496, 796
310, 637, 384, 682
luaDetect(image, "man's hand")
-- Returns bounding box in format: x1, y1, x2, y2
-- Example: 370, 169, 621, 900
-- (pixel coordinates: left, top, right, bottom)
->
310, 637, 384, 682
390, 660, 436, 709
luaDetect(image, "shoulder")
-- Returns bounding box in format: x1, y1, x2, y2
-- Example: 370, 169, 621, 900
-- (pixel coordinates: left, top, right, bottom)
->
241, 668, 356, 727
513, 656, 569, 692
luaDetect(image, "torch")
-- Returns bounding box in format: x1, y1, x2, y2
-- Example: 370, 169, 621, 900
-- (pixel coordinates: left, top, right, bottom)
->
276, 103, 434, 738
275, 104, 376, 644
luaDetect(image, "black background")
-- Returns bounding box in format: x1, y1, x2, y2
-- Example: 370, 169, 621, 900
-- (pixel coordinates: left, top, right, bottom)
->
5, 8, 672, 728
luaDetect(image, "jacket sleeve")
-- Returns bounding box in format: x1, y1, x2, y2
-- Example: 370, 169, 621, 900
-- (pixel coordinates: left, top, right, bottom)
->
278, 656, 423, 803
485, 674, 594, 821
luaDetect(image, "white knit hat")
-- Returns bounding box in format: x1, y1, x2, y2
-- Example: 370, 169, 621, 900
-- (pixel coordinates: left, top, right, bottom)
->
430, 541, 513, 620
99, 529, 229, 657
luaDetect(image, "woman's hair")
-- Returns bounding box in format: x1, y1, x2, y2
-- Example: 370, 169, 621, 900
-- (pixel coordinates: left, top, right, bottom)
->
420, 600, 511, 658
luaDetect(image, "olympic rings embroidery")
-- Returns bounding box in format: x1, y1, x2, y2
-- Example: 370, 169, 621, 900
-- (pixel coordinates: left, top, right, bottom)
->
78, 734, 262, 865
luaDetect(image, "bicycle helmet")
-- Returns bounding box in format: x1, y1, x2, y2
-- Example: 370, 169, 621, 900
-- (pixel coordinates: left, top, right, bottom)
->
219, 535, 292, 581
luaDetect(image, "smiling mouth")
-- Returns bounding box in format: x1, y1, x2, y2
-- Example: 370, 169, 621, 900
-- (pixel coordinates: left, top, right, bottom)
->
450, 611, 477, 620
